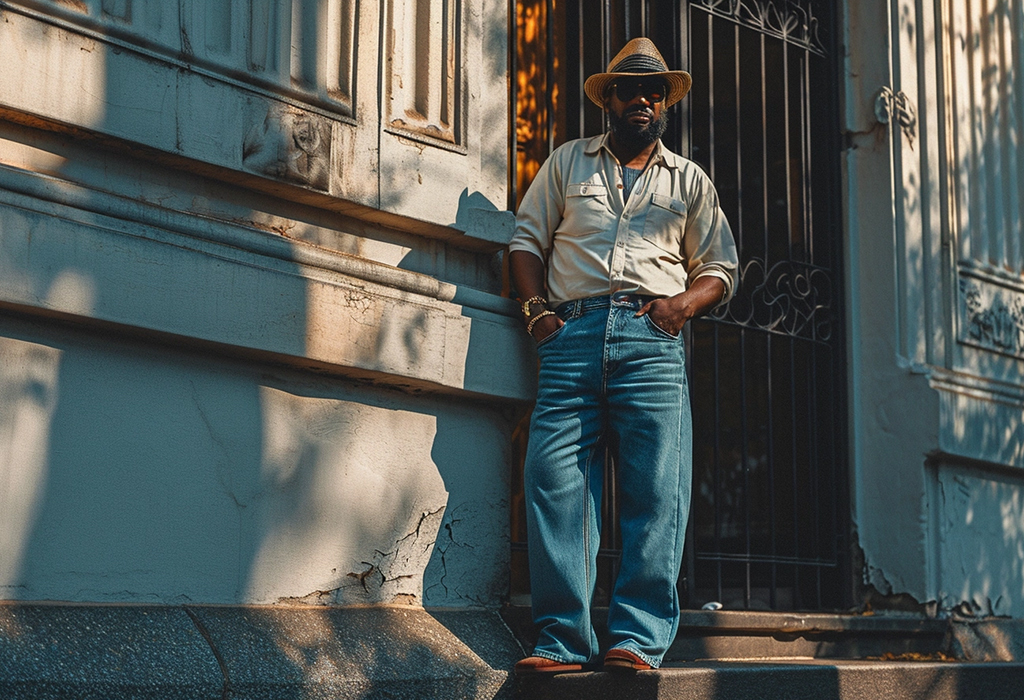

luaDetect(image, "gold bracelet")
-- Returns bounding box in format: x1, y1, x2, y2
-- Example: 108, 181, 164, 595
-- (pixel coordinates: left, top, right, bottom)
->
526, 309, 556, 335
521, 295, 548, 319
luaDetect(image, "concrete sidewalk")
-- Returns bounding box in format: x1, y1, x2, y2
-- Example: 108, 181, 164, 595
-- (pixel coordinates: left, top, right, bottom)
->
0, 603, 521, 699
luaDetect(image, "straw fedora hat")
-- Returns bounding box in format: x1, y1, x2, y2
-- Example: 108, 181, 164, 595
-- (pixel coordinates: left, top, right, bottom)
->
583, 38, 692, 108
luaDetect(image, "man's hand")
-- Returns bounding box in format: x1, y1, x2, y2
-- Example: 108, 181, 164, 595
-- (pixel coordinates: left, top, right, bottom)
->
529, 312, 564, 343
510, 249, 565, 343
635, 277, 727, 336
636, 295, 688, 336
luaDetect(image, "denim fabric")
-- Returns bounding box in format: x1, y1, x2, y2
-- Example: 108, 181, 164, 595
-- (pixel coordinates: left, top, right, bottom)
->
524, 293, 692, 668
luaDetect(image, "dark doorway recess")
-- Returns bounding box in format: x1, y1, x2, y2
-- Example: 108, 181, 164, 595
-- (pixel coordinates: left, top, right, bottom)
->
511, 0, 849, 613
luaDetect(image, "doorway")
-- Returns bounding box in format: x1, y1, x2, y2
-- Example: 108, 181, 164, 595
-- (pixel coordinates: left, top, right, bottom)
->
511, 0, 848, 612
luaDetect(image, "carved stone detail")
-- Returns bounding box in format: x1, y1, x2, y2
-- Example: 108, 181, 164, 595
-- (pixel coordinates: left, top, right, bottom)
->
100, 0, 131, 22
875, 86, 918, 147
958, 275, 1024, 359
243, 104, 331, 191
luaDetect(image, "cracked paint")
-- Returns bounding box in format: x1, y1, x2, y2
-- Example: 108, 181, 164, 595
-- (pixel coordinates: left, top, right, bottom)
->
249, 387, 452, 604
276, 505, 447, 606
346, 506, 446, 596
425, 503, 495, 606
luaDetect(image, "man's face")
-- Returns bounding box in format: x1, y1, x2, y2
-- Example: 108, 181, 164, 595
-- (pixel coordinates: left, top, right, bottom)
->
605, 78, 668, 150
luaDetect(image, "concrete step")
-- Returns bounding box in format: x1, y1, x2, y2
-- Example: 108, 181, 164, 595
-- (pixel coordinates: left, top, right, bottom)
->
514, 659, 1024, 700
502, 606, 1024, 663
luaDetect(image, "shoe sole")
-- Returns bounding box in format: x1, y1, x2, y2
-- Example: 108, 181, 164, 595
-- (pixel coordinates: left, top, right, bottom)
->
603, 653, 651, 672
604, 661, 649, 672
516, 664, 585, 675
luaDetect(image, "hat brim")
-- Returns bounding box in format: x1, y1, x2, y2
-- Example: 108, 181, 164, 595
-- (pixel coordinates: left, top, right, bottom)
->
584, 70, 692, 108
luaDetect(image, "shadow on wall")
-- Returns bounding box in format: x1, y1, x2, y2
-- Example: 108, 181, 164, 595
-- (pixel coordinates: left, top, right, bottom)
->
930, 0, 1024, 623
0, 288, 509, 607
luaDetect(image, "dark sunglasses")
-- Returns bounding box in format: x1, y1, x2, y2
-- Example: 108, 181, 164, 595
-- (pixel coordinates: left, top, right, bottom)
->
611, 79, 667, 103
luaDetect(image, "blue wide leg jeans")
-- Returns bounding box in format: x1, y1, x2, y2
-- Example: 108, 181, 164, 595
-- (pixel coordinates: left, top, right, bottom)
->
524, 294, 693, 669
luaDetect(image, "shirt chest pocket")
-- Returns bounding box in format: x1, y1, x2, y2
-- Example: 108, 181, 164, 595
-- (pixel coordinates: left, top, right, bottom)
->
641, 193, 687, 260
559, 183, 610, 236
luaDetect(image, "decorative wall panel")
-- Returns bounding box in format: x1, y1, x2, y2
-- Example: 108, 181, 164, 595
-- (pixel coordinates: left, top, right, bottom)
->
7, 0, 359, 116
957, 270, 1024, 361
1, 0, 506, 229
950, 0, 1024, 275
384, 0, 462, 147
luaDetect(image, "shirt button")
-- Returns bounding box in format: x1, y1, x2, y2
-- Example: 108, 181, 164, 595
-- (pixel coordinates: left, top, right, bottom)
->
617, 184, 623, 189
580, 186, 588, 194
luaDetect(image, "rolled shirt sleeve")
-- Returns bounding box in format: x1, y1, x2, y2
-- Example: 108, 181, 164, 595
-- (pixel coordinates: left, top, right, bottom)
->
508, 147, 565, 264
682, 167, 739, 304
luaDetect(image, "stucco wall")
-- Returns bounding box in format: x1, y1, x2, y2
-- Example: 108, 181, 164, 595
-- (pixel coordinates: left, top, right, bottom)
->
0, 317, 515, 606
0, 121, 529, 605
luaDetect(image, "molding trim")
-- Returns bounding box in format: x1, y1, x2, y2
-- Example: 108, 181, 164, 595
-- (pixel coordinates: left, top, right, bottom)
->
1, 0, 359, 119
384, 0, 464, 148
0, 164, 531, 402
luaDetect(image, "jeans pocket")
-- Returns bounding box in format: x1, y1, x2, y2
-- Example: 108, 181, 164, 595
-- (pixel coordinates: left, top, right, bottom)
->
642, 314, 680, 340
536, 321, 568, 348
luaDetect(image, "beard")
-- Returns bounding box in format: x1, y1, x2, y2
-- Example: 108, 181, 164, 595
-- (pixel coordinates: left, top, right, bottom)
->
608, 106, 669, 153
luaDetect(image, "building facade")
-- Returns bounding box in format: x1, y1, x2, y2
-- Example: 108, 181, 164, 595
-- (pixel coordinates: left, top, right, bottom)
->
0, 0, 1022, 692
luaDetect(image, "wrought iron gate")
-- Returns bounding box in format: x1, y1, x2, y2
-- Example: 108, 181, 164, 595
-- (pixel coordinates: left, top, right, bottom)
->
512, 0, 848, 612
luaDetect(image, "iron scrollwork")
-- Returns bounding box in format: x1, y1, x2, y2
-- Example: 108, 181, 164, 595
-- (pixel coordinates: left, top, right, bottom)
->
693, 0, 826, 56
712, 257, 834, 342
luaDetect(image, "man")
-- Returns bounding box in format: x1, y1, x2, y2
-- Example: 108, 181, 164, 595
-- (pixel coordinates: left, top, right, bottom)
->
509, 37, 738, 674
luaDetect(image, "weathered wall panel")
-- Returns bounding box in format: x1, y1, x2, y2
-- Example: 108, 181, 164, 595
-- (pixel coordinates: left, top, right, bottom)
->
0, 0, 518, 610
845, 0, 1024, 615
0, 318, 511, 605
949, 0, 1024, 389
385, 0, 461, 145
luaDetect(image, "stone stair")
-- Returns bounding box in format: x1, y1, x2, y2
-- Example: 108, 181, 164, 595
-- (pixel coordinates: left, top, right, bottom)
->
507, 607, 1024, 700
514, 659, 1024, 700
2, 602, 1022, 699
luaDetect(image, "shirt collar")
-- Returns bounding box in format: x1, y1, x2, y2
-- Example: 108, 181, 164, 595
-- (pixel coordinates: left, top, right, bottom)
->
585, 132, 677, 170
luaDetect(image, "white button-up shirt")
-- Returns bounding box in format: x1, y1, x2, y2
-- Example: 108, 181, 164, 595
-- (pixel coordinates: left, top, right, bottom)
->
510, 133, 738, 307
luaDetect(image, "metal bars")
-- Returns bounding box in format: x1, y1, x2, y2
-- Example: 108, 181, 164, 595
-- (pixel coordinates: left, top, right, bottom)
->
685, 0, 845, 611
511, 0, 847, 613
